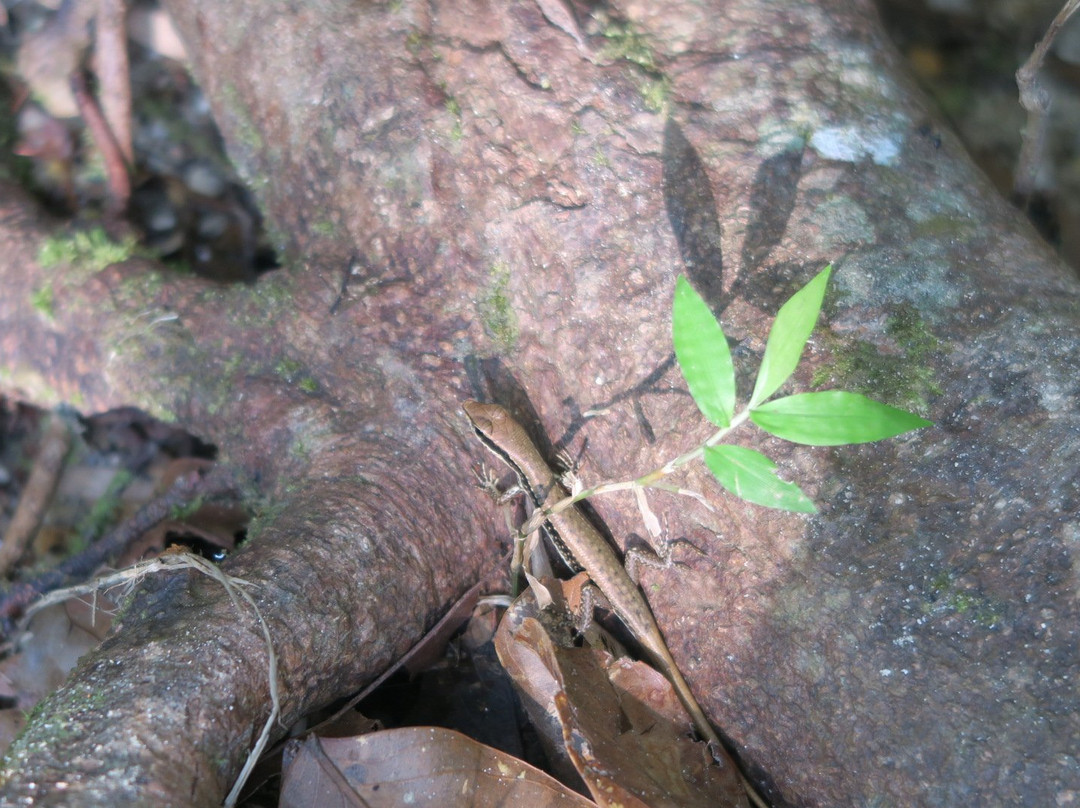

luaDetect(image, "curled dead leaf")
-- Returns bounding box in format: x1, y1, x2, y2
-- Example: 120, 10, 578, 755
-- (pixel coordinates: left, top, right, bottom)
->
279, 728, 594, 808
494, 580, 748, 808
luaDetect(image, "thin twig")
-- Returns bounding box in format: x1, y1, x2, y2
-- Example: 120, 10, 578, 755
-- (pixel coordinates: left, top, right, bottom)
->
1015, 0, 1080, 196
94, 0, 133, 166
70, 69, 130, 219
0, 409, 74, 577
516, 409, 749, 540
19, 552, 279, 808
0, 465, 236, 636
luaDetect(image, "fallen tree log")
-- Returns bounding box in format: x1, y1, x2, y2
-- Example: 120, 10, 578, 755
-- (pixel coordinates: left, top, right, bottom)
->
0, 0, 1077, 805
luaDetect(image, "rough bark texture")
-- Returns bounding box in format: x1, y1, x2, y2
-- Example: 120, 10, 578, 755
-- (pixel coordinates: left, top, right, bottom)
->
0, 0, 1077, 806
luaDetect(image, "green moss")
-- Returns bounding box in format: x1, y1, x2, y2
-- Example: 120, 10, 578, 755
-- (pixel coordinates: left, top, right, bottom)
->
444, 96, 464, 141
311, 219, 336, 237
599, 20, 673, 112
290, 435, 311, 464
110, 267, 167, 308
244, 498, 284, 543
205, 352, 247, 417
478, 262, 518, 353
79, 683, 108, 711
38, 227, 140, 275
404, 29, 427, 57
19, 694, 49, 727
641, 76, 671, 113
31, 285, 54, 318
222, 353, 246, 378
272, 355, 320, 394
169, 495, 205, 521
923, 572, 1004, 628
601, 21, 659, 72
275, 357, 302, 379
252, 272, 294, 309
814, 303, 942, 414
911, 214, 975, 240
887, 304, 939, 354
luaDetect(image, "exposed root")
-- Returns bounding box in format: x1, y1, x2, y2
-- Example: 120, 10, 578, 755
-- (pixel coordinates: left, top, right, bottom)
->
20, 551, 279, 807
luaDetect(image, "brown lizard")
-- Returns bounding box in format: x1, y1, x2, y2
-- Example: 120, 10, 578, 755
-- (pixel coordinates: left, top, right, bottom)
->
463, 400, 723, 745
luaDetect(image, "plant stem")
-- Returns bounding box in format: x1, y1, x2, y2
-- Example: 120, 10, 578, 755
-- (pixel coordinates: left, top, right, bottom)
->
518, 407, 752, 537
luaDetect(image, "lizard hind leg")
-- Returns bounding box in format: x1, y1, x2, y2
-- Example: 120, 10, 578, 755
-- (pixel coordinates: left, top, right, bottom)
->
624, 516, 707, 581
562, 575, 638, 661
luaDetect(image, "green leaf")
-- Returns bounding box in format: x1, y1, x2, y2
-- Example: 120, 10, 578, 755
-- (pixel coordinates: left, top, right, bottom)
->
704, 445, 817, 513
748, 265, 832, 408
673, 276, 736, 427
751, 391, 933, 445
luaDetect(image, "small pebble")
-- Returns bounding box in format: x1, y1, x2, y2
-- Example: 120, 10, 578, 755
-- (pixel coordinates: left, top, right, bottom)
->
182, 160, 226, 197
146, 202, 178, 233
196, 210, 229, 239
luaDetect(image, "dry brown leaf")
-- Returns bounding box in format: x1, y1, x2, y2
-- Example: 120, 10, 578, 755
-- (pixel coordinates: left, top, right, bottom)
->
0, 601, 105, 756
279, 728, 593, 808
561, 571, 591, 617
117, 459, 245, 563
494, 581, 748, 808
524, 568, 556, 610
63, 592, 116, 640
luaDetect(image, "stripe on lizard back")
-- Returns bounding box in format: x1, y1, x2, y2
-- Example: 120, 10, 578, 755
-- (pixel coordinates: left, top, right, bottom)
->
462, 400, 725, 748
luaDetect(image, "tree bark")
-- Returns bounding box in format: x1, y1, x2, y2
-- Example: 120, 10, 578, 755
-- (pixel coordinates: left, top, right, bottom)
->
0, 0, 1077, 806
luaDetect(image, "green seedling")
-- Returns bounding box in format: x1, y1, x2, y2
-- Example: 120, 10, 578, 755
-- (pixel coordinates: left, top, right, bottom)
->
673, 265, 930, 512
518, 266, 930, 537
